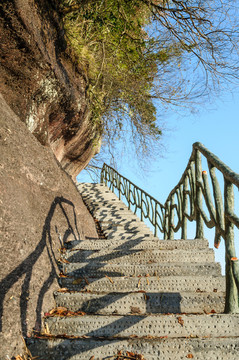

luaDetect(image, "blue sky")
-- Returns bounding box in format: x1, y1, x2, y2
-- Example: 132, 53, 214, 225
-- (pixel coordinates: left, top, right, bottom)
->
77, 90, 239, 274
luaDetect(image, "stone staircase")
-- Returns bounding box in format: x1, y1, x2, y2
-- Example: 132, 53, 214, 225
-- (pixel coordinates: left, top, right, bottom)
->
27, 183, 239, 359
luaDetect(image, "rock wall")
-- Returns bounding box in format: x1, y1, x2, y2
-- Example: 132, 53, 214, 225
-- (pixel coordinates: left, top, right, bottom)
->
0, 0, 101, 179
0, 94, 98, 358
0, 2, 102, 356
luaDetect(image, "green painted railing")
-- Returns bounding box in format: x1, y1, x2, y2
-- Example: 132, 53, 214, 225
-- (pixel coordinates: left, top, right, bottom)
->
101, 142, 239, 313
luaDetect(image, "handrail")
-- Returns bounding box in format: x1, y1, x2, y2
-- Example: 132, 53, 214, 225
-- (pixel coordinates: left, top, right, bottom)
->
100, 142, 239, 313
100, 164, 166, 236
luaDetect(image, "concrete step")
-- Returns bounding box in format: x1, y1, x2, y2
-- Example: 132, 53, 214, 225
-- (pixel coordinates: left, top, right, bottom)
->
59, 275, 224, 293
54, 290, 225, 315
61, 261, 222, 278
78, 184, 119, 198
43, 314, 239, 338
92, 209, 140, 219
26, 337, 239, 360
100, 221, 150, 230
64, 248, 215, 264
98, 218, 149, 229
87, 204, 130, 214
65, 238, 210, 251
104, 228, 157, 239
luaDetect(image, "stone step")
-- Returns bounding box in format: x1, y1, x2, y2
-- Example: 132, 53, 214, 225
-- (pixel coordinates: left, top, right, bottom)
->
97, 216, 141, 226
101, 225, 152, 235
98, 217, 147, 228
80, 187, 127, 200
92, 209, 139, 217
54, 290, 225, 315
87, 204, 130, 214
61, 261, 221, 278
59, 275, 224, 293
42, 314, 239, 338
26, 337, 239, 360
64, 248, 215, 264
65, 238, 210, 251
104, 229, 157, 239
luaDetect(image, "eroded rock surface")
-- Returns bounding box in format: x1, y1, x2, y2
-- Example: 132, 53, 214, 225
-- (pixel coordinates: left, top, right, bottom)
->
0, 0, 101, 178
0, 94, 98, 358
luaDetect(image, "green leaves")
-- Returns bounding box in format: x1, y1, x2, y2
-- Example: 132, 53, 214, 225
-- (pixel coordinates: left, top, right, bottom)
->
59, 0, 239, 166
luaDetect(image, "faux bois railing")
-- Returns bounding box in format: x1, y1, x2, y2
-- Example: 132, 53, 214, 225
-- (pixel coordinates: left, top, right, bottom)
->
100, 142, 239, 313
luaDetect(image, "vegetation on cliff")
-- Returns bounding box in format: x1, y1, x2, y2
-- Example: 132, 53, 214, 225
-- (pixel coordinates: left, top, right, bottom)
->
59, 0, 239, 167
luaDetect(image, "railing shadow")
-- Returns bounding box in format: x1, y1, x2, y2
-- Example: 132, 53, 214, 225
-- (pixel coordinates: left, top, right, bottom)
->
0, 196, 82, 337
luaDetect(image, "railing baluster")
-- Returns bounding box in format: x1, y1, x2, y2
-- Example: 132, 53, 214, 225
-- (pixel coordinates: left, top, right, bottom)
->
169, 194, 175, 240
195, 149, 204, 238
208, 162, 225, 233
100, 142, 239, 314
140, 190, 143, 221
155, 202, 158, 237
182, 176, 188, 239
224, 178, 239, 313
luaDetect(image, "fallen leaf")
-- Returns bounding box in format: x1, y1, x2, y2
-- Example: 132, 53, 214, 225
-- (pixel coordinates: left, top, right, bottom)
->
210, 309, 216, 314
131, 306, 141, 314
137, 278, 141, 288
213, 288, 218, 293
126, 351, 136, 356
44, 323, 50, 335
177, 316, 184, 326
59, 272, 68, 278
146, 278, 150, 285
145, 274, 150, 277
57, 288, 69, 292
73, 278, 83, 285
187, 354, 194, 358
143, 335, 154, 339
105, 275, 114, 283
47, 307, 68, 316
57, 307, 69, 314
75, 310, 86, 316
81, 288, 92, 293
89, 356, 95, 360
58, 258, 70, 264
84, 277, 90, 285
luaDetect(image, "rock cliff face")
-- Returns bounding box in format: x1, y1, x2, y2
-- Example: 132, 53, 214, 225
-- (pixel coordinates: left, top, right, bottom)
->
0, 0, 101, 179
0, 94, 98, 358
0, 0, 100, 357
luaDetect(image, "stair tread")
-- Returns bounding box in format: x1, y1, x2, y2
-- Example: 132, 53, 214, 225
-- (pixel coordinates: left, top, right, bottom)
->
26, 337, 239, 360
65, 238, 210, 251
43, 313, 239, 338
60, 275, 225, 293
29, 182, 230, 359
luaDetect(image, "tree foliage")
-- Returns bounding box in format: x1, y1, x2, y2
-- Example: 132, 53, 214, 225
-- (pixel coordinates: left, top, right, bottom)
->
59, 0, 239, 168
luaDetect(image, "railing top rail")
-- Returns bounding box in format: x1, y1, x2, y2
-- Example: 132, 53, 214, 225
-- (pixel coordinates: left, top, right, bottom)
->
102, 163, 165, 208
100, 142, 239, 313
193, 142, 239, 186
166, 142, 239, 203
